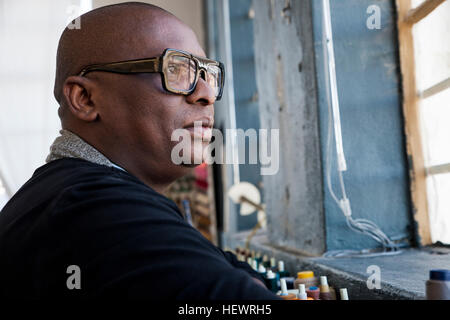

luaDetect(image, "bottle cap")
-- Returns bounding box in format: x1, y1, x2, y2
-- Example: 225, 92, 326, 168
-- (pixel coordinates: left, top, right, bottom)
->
280, 278, 288, 295
298, 284, 306, 294
340, 288, 349, 300
297, 271, 314, 279
278, 261, 285, 272
430, 269, 450, 281
270, 257, 276, 268
266, 270, 276, 279
320, 276, 328, 286
252, 260, 258, 271
258, 264, 266, 273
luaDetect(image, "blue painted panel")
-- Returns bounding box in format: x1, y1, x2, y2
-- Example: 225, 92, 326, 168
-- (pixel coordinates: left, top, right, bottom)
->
311, 0, 414, 250
229, 0, 261, 231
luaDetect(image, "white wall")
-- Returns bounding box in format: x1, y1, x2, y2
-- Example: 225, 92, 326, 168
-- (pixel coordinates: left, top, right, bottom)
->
93, 0, 206, 48
0, 0, 92, 209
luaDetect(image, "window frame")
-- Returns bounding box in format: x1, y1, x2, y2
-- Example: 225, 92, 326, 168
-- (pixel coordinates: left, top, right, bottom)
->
396, 0, 448, 245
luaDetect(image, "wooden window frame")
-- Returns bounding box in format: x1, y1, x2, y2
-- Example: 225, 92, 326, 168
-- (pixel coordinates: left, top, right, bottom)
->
396, 0, 447, 245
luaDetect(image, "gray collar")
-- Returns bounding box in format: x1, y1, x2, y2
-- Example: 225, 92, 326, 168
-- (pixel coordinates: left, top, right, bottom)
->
46, 129, 126, 172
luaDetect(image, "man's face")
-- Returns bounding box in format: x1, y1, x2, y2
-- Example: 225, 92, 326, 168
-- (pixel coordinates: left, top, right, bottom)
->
92, 19, 215, 180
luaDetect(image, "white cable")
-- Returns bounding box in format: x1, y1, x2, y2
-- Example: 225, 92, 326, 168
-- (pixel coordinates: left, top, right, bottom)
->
321, 0, 401, 258
322, 0, 347, 173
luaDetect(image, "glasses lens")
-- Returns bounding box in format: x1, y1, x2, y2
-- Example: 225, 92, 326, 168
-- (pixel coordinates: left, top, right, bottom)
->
205, 65, 222, 98
166, 54, 196, 92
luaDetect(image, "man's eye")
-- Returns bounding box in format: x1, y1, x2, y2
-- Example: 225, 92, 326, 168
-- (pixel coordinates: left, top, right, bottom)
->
168, 64, 180, 74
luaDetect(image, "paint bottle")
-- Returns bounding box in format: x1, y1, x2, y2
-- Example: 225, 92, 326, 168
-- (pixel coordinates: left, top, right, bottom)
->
306, 286, 320, 300
329, 287, 337, 300
255, 252, 262, 265
339, 288, 349, 300
282, 277, 295, 290
294, 271, 318, 290
270, 257, 277, 270
258, 264, 267, 278
319, 276, 332, 300
426, 269, 450, 300
252, 259, 258, 271
279, 278, 289, 296
279, 278, 297, 300
247, 257, 253, 267
297, 284, 308, 300
262, 254, 270, 268
277, 261, 290, 278
264, 269, 278, 293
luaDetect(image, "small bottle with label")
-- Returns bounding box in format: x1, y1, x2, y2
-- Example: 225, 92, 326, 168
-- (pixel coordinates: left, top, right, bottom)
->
426, 269, 450, 300
264, 270, 278, 293
294, 270, 318, 290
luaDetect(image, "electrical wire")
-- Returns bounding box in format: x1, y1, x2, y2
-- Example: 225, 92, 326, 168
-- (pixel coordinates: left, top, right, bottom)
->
321, 0, 402, 258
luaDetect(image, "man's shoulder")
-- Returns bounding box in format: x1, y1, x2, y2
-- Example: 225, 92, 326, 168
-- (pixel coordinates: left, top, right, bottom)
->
1, 158, 182, 224
46, 158, 180, 213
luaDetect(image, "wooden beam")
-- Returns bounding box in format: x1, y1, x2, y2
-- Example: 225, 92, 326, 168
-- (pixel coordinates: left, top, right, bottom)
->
427, 163, 450, 175
420, 77, 450, 99
396, 0, 432, 245
404, 0, 446, 24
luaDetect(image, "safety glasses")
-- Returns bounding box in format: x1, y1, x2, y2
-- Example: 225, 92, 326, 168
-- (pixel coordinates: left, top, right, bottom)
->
78, 48, 225, 101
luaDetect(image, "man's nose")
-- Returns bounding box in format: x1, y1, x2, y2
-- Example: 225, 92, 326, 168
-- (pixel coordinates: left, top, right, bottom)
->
186, 71, 216, 106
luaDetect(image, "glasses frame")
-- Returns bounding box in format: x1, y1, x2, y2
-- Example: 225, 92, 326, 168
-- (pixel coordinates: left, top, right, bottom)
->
78, 48, 225, 101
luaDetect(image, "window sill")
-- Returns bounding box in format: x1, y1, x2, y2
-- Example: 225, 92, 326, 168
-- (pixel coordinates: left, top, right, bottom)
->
227, 231, 450, 300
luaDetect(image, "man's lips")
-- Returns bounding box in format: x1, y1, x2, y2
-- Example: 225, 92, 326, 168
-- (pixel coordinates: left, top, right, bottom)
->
184, 126, 213, 141
183, 118, 214, 141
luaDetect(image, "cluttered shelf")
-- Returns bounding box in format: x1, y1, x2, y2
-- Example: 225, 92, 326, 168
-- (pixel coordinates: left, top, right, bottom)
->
227, 232, 450, 300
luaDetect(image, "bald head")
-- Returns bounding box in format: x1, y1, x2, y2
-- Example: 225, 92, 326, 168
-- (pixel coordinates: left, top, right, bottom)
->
54, 2, 201, 104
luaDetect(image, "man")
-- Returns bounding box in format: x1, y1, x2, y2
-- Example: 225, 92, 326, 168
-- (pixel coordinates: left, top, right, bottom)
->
0, 3, 279, 299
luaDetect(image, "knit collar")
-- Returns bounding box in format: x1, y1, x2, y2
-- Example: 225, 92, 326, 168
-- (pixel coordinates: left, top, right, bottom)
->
46, 129, 126, 172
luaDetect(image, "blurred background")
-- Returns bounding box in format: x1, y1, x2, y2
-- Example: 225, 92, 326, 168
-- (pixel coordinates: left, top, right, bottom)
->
0, 0, 449, 255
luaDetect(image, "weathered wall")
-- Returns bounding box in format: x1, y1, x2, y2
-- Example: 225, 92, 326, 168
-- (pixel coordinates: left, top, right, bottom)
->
311, 0, 413, 250
252, 0, 326, 255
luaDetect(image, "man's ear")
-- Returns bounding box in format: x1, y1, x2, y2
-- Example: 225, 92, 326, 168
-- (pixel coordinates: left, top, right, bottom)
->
62, 76, 99, 122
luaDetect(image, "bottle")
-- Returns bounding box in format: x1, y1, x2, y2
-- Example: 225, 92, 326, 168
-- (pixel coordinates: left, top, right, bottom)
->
252, 259, 258, 271
270, 257, 277, 270
426, 269, 450, 300
262, 254, 270, 268
319, 276, 332, 300
277, 261, 289, 278
255, 252, 262, 266
264, 270, 278, 293
294, 270, 318, 290
339, 288, 349, 300
306, 286, 320, 300
258, 264, 267, 278
279, 278, 297, 300
297, 284, 308, 300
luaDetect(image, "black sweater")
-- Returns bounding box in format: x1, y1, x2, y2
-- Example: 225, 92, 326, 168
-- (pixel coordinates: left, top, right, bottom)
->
0, 158, 279, 300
